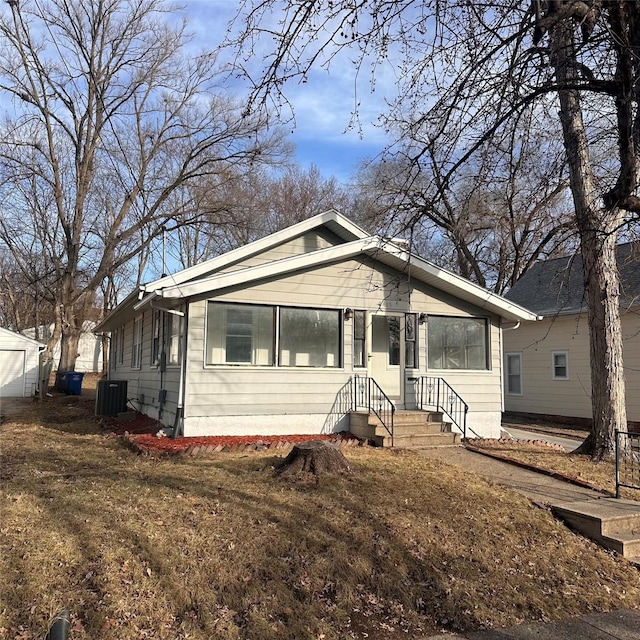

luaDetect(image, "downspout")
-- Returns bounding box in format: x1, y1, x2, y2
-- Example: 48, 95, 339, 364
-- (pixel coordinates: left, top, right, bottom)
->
173, 303, 188, 438
150, 300, 184, 427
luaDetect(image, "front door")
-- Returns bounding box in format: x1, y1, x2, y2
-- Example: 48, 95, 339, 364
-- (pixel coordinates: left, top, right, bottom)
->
368, 314, 403, 404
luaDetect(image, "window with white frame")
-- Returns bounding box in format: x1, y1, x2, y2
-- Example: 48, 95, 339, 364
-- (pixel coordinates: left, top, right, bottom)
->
279, 307, 340, 367
427, 316, 489, 370
405, 313, 417, 368
552, 351, 569, 379
166, 308, 184, 366
206, 302, 274, 365
117, 326, 124, 365
151, 309, 162, 366
506, 353, 522, 395
131, 315, 143, 369
353, 310, 366, 368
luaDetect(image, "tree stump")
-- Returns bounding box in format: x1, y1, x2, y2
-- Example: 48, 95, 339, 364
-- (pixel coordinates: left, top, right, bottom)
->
275, 440, 353, 477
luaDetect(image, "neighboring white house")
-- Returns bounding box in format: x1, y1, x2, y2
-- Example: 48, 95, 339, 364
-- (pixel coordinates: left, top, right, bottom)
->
25, 320, 104, 373
0, 327, 45, 398
94, 210, 537, 439
503, 242, 640, 429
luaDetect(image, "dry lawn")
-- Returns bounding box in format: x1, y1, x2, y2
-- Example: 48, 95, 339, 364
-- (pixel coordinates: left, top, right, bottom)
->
1, 396, 640, 640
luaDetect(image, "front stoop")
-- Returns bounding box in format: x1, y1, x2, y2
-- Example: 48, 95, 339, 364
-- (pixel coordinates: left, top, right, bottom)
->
551, 498, 640, 564
349, 410, 461, 448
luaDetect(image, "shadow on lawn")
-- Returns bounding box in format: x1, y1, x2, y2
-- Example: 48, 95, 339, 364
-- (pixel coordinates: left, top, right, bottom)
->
5, 439, 481, 637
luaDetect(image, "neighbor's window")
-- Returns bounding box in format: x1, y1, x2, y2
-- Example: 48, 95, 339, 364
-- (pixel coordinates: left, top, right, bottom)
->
166, 307, 184, 366
552, 351, 569, 380
353, 310, 366, 368
427, 316, 488, 370
206, 302, 274, 365
132, 315, 143, 369
279, 307, 340, 367
506, 353, 522, 395
405, 313, 417, 369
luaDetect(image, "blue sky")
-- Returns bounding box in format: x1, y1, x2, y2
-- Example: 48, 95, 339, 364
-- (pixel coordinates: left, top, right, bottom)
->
183, 0, 397, 184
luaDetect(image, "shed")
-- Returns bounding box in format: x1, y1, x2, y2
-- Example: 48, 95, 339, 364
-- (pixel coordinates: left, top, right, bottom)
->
0, 327, 45, 398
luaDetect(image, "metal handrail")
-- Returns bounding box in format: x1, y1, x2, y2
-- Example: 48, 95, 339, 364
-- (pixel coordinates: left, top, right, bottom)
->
417, 376, 470, 439
352, 375, 395, 446
615, 430, 640, 498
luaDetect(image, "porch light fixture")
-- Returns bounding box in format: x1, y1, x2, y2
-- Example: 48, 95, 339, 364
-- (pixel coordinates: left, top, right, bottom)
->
344, 308, 353, 321
419, 313, 427, 324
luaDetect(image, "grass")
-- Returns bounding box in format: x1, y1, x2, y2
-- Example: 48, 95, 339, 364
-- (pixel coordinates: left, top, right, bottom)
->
1, 394, 640, 639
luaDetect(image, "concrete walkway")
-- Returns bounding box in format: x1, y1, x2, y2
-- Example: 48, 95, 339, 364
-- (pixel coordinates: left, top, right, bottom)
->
418, 446, 640, 640
424, 608, 640, 639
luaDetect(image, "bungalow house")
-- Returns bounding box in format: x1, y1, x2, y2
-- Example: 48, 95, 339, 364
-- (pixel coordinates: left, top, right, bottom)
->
503, 242, 640, 429
0, 327, 45, 398
93, 210, 537, 441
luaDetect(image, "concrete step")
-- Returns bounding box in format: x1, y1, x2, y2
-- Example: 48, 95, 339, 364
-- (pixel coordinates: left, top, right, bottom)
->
384, 432, 461, 448
374, 421, 445, 438
551, 498, 640, 559
601, 531, 640, 557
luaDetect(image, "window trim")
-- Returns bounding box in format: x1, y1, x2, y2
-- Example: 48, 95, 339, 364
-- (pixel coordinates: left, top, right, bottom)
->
117, 326, 125, 366
505, 352, 523, 396
552, 350, 569, 380
353, 309, 367, 369
205, 301, 276, 367
166, 307, 184, 368
204, 301, 343, 369
426, 315, 490, 371
131, 314, 143, 370
151, 309, 162, 367
405, 313, 418, 370
278, 305, 342, 368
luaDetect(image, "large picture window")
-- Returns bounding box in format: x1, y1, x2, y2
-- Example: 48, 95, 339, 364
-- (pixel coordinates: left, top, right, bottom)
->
428, 316, 488, 370
206, 303, 274, 365
279, 308, 340, 367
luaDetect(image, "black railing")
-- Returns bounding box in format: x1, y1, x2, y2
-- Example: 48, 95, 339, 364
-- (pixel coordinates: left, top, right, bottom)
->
417, 376, 469, 439
615, 431, 640, 498
352, 375, 395, 445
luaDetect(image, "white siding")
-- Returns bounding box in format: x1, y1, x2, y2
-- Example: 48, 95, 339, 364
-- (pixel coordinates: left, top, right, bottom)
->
503, 310, 640, 424
107, 312, 182, 426
183, 256, 504, 437
0, 328, 44, 397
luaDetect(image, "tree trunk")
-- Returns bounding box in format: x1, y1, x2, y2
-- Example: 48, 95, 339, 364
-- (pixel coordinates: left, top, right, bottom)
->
275, 440, 354, 477
551, 19, 628, 460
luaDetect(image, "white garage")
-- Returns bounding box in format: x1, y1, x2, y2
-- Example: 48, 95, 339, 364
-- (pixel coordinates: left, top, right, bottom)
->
0, 328, 45, 398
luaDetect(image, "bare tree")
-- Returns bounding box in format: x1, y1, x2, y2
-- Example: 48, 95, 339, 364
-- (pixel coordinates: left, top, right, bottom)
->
227, 0, 640, 458
163, 163, 354, 270
354, 115, 576, 293
0, 0, 289, 371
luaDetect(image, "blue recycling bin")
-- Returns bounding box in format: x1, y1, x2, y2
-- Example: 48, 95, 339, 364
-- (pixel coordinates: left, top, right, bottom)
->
58, 371, 84, 395
66, 372, 84, 395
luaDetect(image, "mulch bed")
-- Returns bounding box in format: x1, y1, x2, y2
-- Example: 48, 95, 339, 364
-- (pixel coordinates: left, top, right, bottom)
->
100, 411, 365, 457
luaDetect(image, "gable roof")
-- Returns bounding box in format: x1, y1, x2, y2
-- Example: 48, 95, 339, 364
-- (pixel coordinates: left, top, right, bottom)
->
504, 241, 640, 316
95, 210, 538, 331
0, 326, 46, 348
